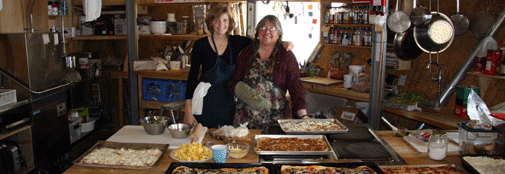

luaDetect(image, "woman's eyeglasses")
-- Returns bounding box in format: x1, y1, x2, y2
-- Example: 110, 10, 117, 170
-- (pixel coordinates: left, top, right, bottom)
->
259, 26, 277, 32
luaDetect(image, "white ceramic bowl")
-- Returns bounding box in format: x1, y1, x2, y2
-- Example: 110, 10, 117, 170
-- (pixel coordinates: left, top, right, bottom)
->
150, 20, 167, 35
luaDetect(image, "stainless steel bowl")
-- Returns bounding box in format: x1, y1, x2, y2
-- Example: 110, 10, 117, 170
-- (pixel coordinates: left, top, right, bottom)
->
168, 123, 191, 139
139, 116, 170, 135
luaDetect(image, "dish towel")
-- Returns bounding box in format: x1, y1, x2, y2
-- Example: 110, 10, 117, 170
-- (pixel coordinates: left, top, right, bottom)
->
191, 82, 211, 115
84, 0, 101, 22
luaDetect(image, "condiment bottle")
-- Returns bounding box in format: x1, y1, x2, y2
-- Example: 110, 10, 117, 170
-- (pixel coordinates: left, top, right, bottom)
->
428, 131, 448, 160
500, 41, 505, 76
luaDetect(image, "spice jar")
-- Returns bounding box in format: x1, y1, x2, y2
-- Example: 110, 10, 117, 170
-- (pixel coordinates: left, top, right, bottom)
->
428, 131, 448, 160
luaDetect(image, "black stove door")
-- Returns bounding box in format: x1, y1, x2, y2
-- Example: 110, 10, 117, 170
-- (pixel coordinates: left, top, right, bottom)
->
31, 90, 69, 164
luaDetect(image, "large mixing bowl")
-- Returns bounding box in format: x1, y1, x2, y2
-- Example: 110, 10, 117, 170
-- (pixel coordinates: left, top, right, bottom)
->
140, 116, 170, 135
168, 123, 191, 139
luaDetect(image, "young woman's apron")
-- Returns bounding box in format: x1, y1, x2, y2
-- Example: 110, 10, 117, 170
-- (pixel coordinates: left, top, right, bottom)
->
194, 35, 235, 128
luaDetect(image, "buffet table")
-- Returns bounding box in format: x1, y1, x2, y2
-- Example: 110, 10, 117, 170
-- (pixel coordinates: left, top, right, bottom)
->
63, 128, 462, 174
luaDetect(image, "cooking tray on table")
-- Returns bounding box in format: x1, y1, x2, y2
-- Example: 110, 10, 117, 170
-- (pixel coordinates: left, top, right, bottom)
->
277, 119, 348, 134
73, 140, 168, 169
274, 162, 385, 174
379, 164, 470, 174
461, 155, 505, 174
165, 163, 274, 174
253, 135, 334, 156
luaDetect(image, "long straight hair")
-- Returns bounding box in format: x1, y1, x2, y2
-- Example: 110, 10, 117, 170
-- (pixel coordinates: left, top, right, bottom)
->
245, 15, 284, 74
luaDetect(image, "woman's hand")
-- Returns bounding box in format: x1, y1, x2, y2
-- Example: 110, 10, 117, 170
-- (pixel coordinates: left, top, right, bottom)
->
184, 99, 197, 125
282, 41, 294, 51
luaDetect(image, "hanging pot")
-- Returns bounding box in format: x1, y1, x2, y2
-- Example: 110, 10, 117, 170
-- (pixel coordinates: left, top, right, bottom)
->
410, 0, 432, 26
413, 12, 455, 54
394, 28, 423, 60
450, 0, 469, 36
388, 0, 411, 33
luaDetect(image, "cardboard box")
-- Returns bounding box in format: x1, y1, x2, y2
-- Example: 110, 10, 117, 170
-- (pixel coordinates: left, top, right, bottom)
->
142, 78, 186, 103
133, 60, 157, 71
335, 107, 368, 124
454, 104, 468, 118
114, 19, 127, 35
456, 86, 480, 100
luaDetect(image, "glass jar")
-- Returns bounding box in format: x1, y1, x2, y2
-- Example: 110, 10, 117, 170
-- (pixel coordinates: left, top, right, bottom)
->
428, 131, 448, 160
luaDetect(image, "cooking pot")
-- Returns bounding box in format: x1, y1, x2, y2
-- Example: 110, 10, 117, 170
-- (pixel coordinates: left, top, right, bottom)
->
394, 28, 423, 60
413, 12, 455, 54
410, 0, 432, 26
387, 0, 411, 33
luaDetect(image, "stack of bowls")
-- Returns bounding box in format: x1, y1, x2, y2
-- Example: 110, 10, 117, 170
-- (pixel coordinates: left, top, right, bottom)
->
140, 116, 170, 135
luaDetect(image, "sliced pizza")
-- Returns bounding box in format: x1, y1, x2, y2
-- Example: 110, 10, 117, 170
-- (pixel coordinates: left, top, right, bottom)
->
172, 166, 269, 174
280, 165, 377, 174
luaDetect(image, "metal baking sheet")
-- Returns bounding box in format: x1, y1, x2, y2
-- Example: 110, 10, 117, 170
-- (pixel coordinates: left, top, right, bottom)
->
275, 162, 385, 174
379, 164, 470, 174
461, 155, 505, 174
165, 163, 274, 174
277, 119, 348, 134
253, 134, 335, 156
73, 140, 169, 169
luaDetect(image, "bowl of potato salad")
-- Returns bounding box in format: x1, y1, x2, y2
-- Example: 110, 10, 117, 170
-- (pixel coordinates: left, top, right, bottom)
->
170, 142, 213, 162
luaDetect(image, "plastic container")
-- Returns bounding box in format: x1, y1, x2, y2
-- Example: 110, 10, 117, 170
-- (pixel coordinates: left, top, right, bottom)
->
81, 117, 96, 132
458, 122, 500, 155
0, 89, 16, 107
349, 65, 362, 82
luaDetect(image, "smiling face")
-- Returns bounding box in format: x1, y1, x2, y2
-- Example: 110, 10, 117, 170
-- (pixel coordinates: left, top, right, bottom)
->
212, 14, 230, 36
258, 21, 280, 47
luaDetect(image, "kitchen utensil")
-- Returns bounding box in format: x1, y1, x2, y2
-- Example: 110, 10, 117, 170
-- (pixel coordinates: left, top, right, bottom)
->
381, 117, 407, 137
410, 0, 432, 26
413, 11, 455, 54
381, 117, 398, 133
470, 3, 496, 39
139, 116, 170, 135
168, 123, 192, 139
393, 28, 423, 60
450, 0, 469, 36
388, 0, 411, 33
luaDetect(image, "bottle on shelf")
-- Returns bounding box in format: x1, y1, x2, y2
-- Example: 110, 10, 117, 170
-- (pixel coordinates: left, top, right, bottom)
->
353, 28, 363, 46
500, 41, 505, 76
328, 27, 334, 44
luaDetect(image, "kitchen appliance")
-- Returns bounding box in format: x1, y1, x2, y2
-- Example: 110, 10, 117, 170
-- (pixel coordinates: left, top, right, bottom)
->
261, 123, 406, 165
0, 32, 71, 170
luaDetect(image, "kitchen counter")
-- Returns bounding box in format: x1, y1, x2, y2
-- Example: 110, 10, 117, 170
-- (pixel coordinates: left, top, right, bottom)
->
63, 128, 463, 174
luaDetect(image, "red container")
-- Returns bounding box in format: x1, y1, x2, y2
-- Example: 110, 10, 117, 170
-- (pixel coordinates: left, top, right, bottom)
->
474, 57, 486, 73
454, 104, 468, 118
485, 50, 502, 75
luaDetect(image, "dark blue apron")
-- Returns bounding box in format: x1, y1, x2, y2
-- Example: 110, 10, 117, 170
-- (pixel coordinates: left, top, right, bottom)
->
194, 35, 235, 128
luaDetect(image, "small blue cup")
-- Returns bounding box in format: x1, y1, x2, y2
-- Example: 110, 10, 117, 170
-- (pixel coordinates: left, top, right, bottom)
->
211, 145, 227, 163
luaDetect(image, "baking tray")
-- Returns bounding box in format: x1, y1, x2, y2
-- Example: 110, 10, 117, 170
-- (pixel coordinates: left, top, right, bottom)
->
73, 140, 169, 169
379, 164, 470, 174
253, 134, 335, 156
165, 163, 274, 174
461, 155, 505, 174
274, 162, 385, 174
277, 119, 348, 134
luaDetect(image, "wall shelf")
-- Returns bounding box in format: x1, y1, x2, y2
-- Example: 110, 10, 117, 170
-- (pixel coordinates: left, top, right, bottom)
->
323, 24, 373, 28
467, 72, 505, 80
321, 43, 372, 49
72, 34, 206, 41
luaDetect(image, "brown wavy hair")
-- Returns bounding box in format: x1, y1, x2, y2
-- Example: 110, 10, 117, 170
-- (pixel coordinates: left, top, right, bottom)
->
205, 5, 235, 35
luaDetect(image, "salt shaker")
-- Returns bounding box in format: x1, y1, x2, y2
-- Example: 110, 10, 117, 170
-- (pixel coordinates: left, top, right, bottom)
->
428, 131, 448, 160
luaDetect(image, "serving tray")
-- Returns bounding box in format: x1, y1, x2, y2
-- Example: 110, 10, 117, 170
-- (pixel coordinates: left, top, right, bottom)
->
461, 155, 505, 174
73, 140, 169, 169
277, 119, 348, 134
379, 164, 470, 174
165, 163, 274, 174
253, 134, 335, 156
275, 162, 385, 174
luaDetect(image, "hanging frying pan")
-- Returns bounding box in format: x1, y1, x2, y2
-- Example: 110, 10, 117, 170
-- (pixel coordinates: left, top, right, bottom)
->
450, 0, 469, 36
394, 28, 423, 60
388, 0, 411, 33
410, 0, 432, 26
470, 3, 496, 39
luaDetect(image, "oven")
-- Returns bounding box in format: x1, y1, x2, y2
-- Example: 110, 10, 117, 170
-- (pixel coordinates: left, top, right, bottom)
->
261, 123, 406, 165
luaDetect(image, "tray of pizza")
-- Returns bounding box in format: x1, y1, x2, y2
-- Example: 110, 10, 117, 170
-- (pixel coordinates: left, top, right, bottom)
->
73, 140, 168, 169
275, 162, 385, 174
253, 134, 335, 156
461, 155, 505, 174
379, 164, 470, 174
165, 163, 274, 174
278, 119, 348, 134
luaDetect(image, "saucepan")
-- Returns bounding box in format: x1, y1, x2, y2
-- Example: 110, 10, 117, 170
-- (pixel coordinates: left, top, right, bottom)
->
413, 11, 455, 54
393, 28, 423, 60
388, 0, 411, 33
410, 0, 432, 26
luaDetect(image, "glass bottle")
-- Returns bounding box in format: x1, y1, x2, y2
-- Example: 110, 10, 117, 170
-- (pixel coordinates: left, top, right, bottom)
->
325, 10, 331, 24
348, 6, 354, 24
363, 6, 370, 24
353, 28, 362, 46
428, 131, 448, 161
328, 27, 334, 44
500, 41, 505, 76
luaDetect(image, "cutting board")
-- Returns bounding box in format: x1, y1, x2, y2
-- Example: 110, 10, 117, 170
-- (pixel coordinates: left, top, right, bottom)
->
403, 134, 459, 153
300, 77, 343, 86
106, 125, 208, 149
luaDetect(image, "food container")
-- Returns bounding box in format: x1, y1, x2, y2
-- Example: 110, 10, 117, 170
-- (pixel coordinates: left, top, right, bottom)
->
150, 19, 167, 35
458, 122, 501, 155
139, 116, 170, 135
81, 117, 96, 133
168, 123, 191, 138
0, 89, 16, 107
227, 142, 250, 159
253, 134, 335, 157
168, 22, 188, 35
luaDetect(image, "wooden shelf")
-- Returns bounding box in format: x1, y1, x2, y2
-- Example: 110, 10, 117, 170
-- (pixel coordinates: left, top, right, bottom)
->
302, 82, 370, 102
321, 43, 372, 49
72, 34, 206, 41
323, 23, 373, 28
467, 72, 505, 80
